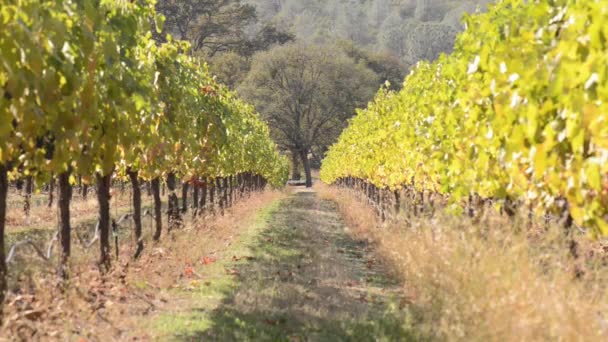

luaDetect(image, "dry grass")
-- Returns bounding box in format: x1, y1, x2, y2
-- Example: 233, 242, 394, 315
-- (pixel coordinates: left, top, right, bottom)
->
5, 188, 145, 233
0, 190, 286, 341
316, 183, 608, 341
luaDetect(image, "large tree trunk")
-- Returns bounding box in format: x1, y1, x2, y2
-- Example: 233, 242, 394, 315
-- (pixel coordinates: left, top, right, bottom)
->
96, 173, 112, 271
151, 178, 162, 241
58, 171, 72, 278
127, 168, 144, 259
0, 164, 8, 319
300, 149, 313, 188
291, 151, 301, 180
82, 184, 88, 200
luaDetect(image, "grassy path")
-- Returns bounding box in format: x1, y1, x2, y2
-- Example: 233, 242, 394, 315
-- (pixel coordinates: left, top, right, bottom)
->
153, 189, 411, 341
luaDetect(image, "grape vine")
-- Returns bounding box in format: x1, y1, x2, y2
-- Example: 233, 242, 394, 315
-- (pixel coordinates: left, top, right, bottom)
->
0, 0, 288, 310
321, 0, 608, 236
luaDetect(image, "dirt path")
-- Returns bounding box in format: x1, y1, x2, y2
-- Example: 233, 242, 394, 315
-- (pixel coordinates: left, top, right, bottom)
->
154, 189, 410, 341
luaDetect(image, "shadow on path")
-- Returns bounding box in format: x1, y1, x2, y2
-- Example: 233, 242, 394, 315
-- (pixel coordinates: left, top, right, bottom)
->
176, 191, 419, 341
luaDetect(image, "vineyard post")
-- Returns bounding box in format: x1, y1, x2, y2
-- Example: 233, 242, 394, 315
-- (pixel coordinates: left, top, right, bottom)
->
151, 178, 162, 241
58, 170, 72, 278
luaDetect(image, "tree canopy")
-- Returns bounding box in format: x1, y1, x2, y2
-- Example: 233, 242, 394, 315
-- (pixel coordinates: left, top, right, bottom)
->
239, 43, 378, 186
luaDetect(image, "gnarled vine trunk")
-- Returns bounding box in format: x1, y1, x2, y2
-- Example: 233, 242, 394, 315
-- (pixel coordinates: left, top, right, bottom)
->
0, 164, 8, 319
58, 170, 72, 278
181, 182, 189, 213
192, 182, 199, 216
209, 178, 215, 213
96, 173, 112, 272
48, 174, 55, 208
166, 173, 180, 230
24, 176, 32, 216
216, 178, 224, 215
127, 168, 143, 259
151, 178, 162, 241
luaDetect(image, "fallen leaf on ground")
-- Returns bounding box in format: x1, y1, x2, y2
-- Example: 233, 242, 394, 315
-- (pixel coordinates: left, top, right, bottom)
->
184, 266, 195, 278
200, 256, 216, 265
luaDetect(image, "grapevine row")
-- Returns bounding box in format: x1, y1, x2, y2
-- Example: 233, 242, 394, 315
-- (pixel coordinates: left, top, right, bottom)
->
321, 0, 608, 235
0, 0, 288, 313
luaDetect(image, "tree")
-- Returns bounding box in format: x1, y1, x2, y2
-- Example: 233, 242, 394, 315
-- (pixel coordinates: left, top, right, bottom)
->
156, 0, 292, 57
337, 40, 407, 90
239, 43, 378, 187
208, 52, 251, 89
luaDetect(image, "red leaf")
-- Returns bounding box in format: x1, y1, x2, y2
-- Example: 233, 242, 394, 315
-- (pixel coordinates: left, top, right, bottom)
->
200, 256, 216, 265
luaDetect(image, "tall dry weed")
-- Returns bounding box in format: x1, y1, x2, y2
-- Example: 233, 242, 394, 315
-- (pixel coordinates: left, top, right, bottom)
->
317, 183, 608, 341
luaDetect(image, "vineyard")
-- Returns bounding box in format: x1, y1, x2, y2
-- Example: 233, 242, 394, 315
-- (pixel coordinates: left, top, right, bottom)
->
3, 0, 608, 339
321, 0, 608, 236
0, 0, 288, 323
